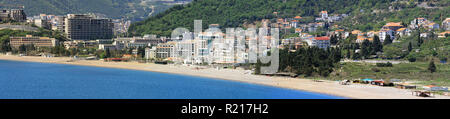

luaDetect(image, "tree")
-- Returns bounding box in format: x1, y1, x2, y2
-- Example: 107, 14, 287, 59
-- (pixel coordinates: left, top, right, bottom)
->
408, 42, 413, 52
138, 47, 145, 58
330, 34, 338, 45
254, 59, 262, 75
417, 34, 423, 47
361, 39, 372, 58
105, 48, 111, 58
19, 44, 26, 53
346, 49, 351, 59
383, 34, 392, 45
127, 48, 133, 54
0, 39, 11, 52
372, 35, 383, 53
352, 52, 361, 60
428, 60, 436, 73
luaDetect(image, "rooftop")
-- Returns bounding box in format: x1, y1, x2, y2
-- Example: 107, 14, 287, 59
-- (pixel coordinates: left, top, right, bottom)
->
315, 36, 330, 41
384, 22, 403, 27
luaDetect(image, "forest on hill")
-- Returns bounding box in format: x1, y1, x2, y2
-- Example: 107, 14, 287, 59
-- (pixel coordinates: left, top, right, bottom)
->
129, 0, 398, 36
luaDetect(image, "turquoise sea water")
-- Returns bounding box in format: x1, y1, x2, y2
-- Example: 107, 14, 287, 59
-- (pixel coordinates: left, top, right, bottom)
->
0, 60, 342, 99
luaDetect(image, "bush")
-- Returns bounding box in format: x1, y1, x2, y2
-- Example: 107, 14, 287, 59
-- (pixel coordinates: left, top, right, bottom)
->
440, 57, 448, 62
408, 57, 416, 62
371, 68, 381, 72
376, 62, 393, 67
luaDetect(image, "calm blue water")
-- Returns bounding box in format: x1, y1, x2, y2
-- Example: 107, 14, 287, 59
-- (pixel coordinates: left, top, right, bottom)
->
0, 60, 342, 99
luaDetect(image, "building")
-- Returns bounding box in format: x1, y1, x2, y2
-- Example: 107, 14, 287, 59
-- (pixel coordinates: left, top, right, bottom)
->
351, 30, 363, 36
0, 10, 10, 21
112, 19, 131, 34
63, 40, 98, 49
175, 39, 197, 64
438, 31, 450, 38
156, 42, 176, 59
98, 44, 118, 50
145, 47, 157, 60
409, 17, 439, 31
379, 29, 395, 42
64, 14, 113, 40
34, 18, 51, 29
382, 22, 404, 31
396, 28, 411, 37
9, 9, 26, 22
0, 9, 26, 22
9, 35, 57, 49
443, 18, 450, 31
320, 11, 328, 20
115, 35, 160, 48
312, 37, 330, 49
356, 35, 374, 43
426, 22, 440, 30
96, 39, 114, 44
55, 16, 66, 32
195, 31, 225, 63
410, 18, 428, 29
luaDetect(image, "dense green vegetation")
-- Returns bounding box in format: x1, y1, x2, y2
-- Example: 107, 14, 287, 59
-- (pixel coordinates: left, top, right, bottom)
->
0, 0, 191, 21
129, 0, 396, 36
333, 61, 450, 86
0, 29, 67, 53
277, 47, 342, 77
338, 0, 450, 31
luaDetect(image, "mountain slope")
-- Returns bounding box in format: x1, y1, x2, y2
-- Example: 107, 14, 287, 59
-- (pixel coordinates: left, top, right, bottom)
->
128, 0, 396, 36
0, 0, 191, 21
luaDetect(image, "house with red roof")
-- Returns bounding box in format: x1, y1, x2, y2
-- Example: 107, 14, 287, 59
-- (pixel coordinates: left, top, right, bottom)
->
312, 36, 330, 49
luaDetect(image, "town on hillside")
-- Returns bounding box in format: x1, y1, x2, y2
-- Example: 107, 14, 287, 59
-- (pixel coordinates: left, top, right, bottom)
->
0, 8, 449, 77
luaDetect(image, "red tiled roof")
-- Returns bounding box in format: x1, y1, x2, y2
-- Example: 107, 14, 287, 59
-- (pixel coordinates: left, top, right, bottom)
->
315, 37, 330, 40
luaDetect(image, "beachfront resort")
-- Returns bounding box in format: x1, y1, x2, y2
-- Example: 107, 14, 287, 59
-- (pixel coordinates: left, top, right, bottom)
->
1, 1, 450, 99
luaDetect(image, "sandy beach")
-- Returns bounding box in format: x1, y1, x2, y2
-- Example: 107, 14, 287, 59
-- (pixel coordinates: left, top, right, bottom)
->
1, 54, 449, 99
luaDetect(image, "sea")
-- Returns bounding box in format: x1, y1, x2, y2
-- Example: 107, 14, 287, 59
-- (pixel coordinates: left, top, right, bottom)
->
0, 60, 343, 99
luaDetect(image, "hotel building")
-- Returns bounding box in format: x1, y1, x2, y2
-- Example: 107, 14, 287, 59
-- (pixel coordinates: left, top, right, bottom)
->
64, 14, 113, 40
10, 35, 57, 49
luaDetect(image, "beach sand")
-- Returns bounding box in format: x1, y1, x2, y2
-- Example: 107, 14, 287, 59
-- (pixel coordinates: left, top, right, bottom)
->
1, 55, 449, 99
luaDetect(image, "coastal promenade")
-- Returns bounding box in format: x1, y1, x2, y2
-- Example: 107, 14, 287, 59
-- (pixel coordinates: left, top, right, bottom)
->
1, 55, 449, 99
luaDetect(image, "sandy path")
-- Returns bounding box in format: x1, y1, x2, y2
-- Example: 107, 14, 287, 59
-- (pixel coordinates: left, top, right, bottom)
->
1, 55, 448, 99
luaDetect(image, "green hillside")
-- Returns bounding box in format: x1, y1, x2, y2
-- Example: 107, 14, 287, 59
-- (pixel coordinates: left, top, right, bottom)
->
129, 0, 398, 36
0, 0, 191, 21
338, 0, 450, 32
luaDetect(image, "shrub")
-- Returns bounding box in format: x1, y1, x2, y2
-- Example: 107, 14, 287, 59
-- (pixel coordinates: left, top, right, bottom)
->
440, 57, 448, 62
371, 68, 381, 72
376, 62, 393, 67
408, 57, 416, 62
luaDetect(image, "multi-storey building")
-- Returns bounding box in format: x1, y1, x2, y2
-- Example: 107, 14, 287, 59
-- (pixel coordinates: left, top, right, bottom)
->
0, 9, 26, 22
9, 9, 26, 22
64, 14, 113, 40
9, 35, 57, 49
55, 16, 66, 32
156, 42, 176, 59
312, 37, 330, 49
145, 47, 157, 60
115, 35, 161, 48
379, 29, 395, 42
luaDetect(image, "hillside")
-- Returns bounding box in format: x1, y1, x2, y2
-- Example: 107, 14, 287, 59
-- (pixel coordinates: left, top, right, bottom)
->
128, 0, 397, 36
338, 0, 450, 31
0, 0, 191, 21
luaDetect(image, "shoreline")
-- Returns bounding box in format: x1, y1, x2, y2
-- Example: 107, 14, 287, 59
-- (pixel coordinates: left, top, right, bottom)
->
1, 55, 449, 99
